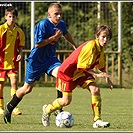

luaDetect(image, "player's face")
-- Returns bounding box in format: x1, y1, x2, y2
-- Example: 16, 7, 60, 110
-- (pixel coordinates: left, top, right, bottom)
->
48, 7, 62, 25
97, 31, 110, 47
5, 12, 17, 26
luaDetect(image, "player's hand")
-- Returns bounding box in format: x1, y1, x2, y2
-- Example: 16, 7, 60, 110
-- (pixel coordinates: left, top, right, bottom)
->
97, 72, 113, 90
16, 54, 22, 62
51, 29, 62, 45
106, 77, 113, 90
55, 29, 62, 37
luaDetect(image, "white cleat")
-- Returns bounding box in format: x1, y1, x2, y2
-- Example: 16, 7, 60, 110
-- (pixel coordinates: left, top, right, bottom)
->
93, 119, 110, 128
42, 105, 50, 127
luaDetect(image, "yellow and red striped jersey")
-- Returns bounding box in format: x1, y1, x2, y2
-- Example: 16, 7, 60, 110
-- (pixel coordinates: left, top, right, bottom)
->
58, 39, 105, 81
0, 22, 25, 70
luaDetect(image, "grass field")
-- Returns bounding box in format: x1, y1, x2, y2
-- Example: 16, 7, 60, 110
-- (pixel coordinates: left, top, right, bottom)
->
0, 86, 132, 132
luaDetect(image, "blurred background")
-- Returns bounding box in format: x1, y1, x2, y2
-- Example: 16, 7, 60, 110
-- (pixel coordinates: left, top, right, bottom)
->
0, 1, 132, 88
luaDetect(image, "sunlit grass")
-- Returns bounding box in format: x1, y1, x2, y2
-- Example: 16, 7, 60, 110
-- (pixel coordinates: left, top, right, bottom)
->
0, 86, 132, 131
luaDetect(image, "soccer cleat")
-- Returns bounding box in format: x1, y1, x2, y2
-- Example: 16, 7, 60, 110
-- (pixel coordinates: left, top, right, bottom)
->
3, 104, 12, 124
12, 107, 22, 115
93, 119, 110, 128
54, 109, 64, 116
0, 108, 4, 115
42, 105, 50, 127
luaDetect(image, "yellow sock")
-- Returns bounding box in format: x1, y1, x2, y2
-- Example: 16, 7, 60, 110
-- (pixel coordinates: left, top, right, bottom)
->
45, 99, 62, 114
0, 99, 4, 109
11, 88, 16, 97
92, 95, 101, 121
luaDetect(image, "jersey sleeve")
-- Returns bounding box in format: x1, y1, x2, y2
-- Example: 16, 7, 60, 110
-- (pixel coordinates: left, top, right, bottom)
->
34, 20, 46, 44
19, 29, 25, 48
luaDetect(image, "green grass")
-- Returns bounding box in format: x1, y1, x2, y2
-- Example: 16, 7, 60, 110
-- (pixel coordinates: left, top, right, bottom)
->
0, 86, 132, 132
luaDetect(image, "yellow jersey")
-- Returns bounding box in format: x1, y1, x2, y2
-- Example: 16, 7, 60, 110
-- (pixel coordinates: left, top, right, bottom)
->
0, 22, 25, 70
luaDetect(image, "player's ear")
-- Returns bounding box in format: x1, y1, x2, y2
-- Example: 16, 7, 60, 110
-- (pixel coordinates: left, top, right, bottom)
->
5, 15, 7, 20
95, 35, 98, 39
48, 12, 51, 18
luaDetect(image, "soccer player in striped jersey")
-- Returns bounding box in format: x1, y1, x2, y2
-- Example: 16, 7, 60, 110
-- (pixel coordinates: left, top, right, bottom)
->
41, 25, 114, 128
3, 3, 76, 123
0, 6, 25, 115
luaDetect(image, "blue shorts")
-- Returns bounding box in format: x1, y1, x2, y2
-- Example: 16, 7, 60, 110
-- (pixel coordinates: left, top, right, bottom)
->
25, 57, 61, 84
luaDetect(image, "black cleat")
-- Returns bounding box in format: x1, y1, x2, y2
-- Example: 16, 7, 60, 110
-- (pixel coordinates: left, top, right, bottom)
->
54, 109, 64, 116
3, 104, 12, 124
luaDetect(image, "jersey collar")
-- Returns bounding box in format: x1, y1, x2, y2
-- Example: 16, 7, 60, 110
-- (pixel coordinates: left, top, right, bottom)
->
95, 39, 103, 52
4, 22, 17, 30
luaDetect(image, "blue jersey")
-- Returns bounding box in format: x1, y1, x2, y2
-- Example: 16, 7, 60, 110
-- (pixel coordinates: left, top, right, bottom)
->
25, 18, 68, 84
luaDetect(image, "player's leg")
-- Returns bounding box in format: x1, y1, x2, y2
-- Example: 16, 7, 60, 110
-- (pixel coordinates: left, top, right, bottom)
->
54, 89, 64, 116
3, 82, 34, 123
87, 82, 110, 128
42, 91, 72, 126
0, 81, 4, 115
87, 82, 101, 121
46, 92, 72, 113
9, 72, 22, 115
42, 77, 73, 127
0, 70, 7, 115
50, 64, 64, 115
4, 60, 45, 123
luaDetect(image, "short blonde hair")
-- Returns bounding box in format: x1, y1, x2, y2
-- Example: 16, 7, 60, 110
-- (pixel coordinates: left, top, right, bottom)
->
48, 3, 62, 12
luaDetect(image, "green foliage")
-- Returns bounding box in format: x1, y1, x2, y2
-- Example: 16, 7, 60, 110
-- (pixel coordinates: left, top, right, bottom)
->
60, 2, 98, 46
34, 2, 50, 24
0, 2, 132, 87
121, 2, 133, 73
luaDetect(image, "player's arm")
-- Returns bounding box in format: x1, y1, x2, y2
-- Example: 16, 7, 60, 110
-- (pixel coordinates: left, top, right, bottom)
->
84, 69, 113, 90
94, 50, 113, 89
35, 30, 62, 48
16, 47, 23, 62
16, 30, 25, 62
63, 32, 77, 50
86, 69, 109, 78
100, 69, 114, 90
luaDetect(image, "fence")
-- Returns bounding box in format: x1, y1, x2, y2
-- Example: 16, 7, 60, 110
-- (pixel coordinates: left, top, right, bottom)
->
17, 50, 122, 87
0, 2, 123, 86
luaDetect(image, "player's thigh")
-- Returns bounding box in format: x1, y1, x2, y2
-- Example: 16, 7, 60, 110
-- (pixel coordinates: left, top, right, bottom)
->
45, 57, 61, 76
51, 66, 60, 78
8, 69, 18, 85
9, 76, 17, 85
0, 70, 7, 81
77, 76, 100, 95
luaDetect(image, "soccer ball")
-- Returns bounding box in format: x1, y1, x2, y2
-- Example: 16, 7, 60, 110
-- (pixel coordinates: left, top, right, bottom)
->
55, 111, 74, 128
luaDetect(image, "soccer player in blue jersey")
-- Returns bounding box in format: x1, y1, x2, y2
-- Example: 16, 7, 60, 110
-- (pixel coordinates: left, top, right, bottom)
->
3, 3, 77, 124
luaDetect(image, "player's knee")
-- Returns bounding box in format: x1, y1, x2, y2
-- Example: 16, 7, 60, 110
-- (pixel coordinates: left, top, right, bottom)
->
22, 83, 33, 95
25, 87, 32, 94
63, 99, 71, 106
89, 85, 100, 95
94, 87, 100, 95
10, 79, 17, 87
19, 86, 33, 95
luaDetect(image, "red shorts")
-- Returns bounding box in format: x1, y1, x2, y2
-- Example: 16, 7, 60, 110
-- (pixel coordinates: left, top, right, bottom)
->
56, 73, 95, 92
0, 68, 18, 81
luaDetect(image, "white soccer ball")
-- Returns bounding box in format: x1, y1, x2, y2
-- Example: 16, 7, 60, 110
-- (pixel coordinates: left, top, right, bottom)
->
55, 111, 74, 128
